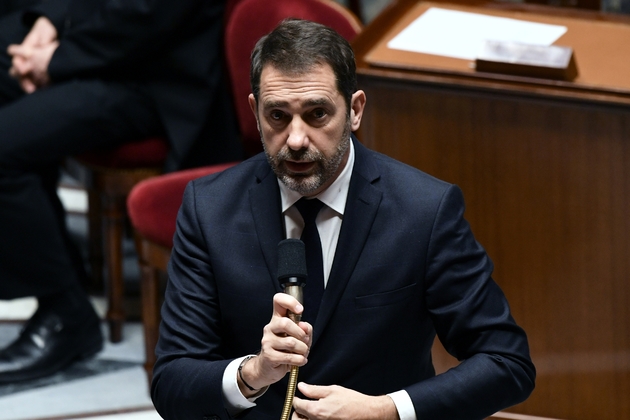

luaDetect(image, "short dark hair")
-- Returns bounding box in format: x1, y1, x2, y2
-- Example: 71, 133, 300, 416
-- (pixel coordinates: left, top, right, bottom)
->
250, 18, 357, 112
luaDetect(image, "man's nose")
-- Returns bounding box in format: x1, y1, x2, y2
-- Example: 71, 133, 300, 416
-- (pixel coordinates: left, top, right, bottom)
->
286, 118, 309, 150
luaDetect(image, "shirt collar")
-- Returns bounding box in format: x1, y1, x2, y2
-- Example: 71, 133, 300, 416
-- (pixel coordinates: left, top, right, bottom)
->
279, 140, 355, 216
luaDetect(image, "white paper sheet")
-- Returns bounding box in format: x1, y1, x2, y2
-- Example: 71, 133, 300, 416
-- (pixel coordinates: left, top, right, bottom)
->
387, 7, 568, 60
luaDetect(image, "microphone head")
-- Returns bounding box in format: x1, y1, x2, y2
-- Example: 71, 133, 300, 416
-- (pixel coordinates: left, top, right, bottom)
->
277, 239, 307, 287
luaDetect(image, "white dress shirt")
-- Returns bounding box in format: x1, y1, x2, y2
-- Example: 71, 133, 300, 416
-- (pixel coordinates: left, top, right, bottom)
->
222, 142, 417, 419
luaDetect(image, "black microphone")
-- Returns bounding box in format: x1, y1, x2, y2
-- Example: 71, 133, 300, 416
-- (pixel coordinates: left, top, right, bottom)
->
277, 239, 307, 324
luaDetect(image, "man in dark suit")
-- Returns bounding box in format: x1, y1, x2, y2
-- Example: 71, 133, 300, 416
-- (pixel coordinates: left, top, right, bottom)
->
0, 0, 240, 383
151, 19, 535, 420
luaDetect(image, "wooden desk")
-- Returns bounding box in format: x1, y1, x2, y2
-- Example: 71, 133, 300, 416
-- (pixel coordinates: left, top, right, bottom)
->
353, 1, 630, 419
490, 413, 566, 420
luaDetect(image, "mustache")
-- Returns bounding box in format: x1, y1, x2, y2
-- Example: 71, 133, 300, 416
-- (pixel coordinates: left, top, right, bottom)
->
276, 147, 322, 162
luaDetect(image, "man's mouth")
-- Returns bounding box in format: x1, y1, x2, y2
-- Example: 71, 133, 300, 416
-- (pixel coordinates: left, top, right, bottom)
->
285, 161, 315, 174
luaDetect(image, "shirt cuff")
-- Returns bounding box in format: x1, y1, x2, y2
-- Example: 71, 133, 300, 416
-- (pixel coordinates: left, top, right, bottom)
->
388, 390, 417, 420
222, 355, 266, 416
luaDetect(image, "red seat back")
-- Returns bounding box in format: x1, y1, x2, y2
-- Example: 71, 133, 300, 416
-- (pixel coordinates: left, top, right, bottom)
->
127, 162, 238, 248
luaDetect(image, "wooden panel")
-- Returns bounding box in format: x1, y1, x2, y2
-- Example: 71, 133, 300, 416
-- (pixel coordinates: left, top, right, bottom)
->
353, 2, 630, 417
489, 412, 567, 420
357, 73, 630, 419
353, 0, 630, 420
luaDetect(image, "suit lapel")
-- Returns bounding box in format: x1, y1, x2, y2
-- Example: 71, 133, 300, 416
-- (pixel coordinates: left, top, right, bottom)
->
249, 164, 285, 294
247, 142, 384, 344
312, 141, 383, 345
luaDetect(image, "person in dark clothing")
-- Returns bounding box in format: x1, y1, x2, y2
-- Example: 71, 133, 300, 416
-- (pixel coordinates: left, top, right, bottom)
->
0, 0, 240, 384
151, 19, 535, 420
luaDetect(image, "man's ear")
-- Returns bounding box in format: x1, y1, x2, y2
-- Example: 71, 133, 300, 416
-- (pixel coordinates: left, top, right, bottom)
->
349, 90, 366, 131
248, 93, 258, 121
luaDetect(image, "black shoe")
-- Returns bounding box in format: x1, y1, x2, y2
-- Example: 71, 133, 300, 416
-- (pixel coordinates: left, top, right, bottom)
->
0, 306, 103, 384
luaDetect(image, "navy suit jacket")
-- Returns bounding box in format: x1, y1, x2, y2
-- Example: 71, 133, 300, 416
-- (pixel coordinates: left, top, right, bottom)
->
152, 139, 535, 420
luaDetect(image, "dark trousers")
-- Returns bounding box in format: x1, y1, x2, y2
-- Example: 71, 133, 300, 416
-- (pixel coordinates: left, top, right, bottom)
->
0, 11, 163, 299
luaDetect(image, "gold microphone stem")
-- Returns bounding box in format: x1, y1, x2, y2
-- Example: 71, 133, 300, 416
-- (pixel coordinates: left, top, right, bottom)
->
280, 285, 303, 420
280, 365, 299, 420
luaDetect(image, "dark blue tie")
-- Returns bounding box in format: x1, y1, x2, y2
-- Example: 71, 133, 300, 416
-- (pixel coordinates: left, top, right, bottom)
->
294, 198, 325, 324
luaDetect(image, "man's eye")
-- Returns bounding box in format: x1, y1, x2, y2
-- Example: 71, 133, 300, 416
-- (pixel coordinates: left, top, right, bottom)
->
270, 111, 283, 120
313, 109, 326, 118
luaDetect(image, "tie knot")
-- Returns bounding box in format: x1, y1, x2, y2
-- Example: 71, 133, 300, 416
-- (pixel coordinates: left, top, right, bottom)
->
295, 198, 325, 224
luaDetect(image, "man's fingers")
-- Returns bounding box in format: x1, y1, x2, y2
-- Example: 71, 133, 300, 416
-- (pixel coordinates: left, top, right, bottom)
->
21, 17, 58, 48
7, 43, 30, 57
30, 17, 58, 45
292, 395, 313, 419
261, 323, 309, 359
269, 315, 309, 338
8, 45, 32, 77
297, 382, 329, 399
265, 347, 307, 367
10, 59, 31, 76
20, 78, 37, 94
273, 292, 304, 318
265, 316, 312, 361
256, 293, 313, 379
7, 44, 19, 55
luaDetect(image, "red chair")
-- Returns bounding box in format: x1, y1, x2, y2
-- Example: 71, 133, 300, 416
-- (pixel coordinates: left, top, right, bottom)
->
128, 0, 361, 383
127, 163, 237, 380
65, 137, 169, 343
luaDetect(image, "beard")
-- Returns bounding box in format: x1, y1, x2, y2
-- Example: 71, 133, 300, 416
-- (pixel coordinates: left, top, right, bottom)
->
263, 120, 351, 196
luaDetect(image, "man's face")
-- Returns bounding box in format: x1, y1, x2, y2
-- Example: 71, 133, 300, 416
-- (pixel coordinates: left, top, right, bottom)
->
249, 63, 365, 197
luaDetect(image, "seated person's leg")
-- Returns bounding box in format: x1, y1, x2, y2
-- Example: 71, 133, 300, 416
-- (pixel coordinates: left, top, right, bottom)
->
0, 79, 163, 383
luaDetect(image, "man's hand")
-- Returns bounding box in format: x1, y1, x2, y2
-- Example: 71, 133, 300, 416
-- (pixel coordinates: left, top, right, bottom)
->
20, 16, 58, 49
7, 16, 58, 93
292, 383, 400, 420
8, 41, 58, 92
238, 293, 312, 396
